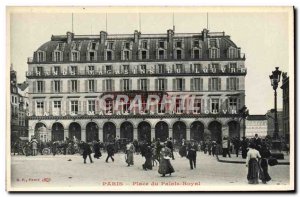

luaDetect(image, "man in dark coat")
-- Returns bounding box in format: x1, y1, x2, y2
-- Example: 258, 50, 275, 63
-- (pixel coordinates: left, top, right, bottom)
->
241, 137, 248, 159
82, 142, 93, 164
166, 138, 175, 160
155, 139, 162, 161
106, 142, 115, 162
142, 145, 153, 170
233, 137, 241, 157
93, 140, 102, 159
187, 142, 197, 169
253, 134, 262, 151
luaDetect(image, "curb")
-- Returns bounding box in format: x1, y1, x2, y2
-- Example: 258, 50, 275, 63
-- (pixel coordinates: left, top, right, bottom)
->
215, 154, 290, 165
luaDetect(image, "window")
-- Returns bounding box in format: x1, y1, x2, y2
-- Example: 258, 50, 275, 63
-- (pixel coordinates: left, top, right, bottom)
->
209, 39, 217, 47
158, 64, 166, 73
124, 51, 130, 60
176, 41, 182, 48
36, 67, 43, 75
175, 64, 183, 73
54, 51, 62, 62
36, 101, 44, 115
194, 40, 199, 47
71, 66, 77, 74
227, 77, 239, 90
211, 99, 219, 113
210, 48, 219, 59
106, 79, 112, 91
140, 79, 147, 91
209, 78, 221, 91
71, 52, 79, 61
228, 48, 237, 58
70, 101, 78, 114
193, 78, 203, 91
88, 80, 95, 92
159, 41, 165, 48
229, 98, 238, 111
105, 98, 113, 113
91, 42, 97, 50
193, 64, 201, 72
54, 66, 60, 75
89, 51, 96, 61
123, 79, 129, 91
88, 100, 95, 112
125, 42, 130, 49
193, 49, 200, 59
140, 65, 146, 73
54, 80, 61, 92
37, 52, 45, 62
142, 41, 148, 49
158, 79, 165, 91
141, 51, 147, 60
88, 65, 95, 74
176, 50, 182, 59
106, 65, 112, 74
58, 43, 64, 50
158, 50, 164, 60
194, 99, 201, 113
71, 80, 78, 92
37, 81, 44, 93
108, 42, 114, 50
123, 65, 129, 73
53, 100, 61, 115
54, 101, 61, 108
107, 51, 112, 60
176, 79, 183, 91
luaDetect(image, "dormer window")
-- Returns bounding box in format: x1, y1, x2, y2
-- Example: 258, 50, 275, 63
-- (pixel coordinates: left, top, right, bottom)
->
53, 51, 63, 62
107, 42, 114, 50
37, 51, 46, 62
159, 41, 165, 49
193, 40, 200, 47
142, 41, 148, 49
72, 42, 81, 50
141, 51, 147, 60
228, 47, 238, 59
71, 51, 80, 61
57, 43, 64, 50
175, 41, 182, 48
125, 42, 130, 50
91, 42, 97, 50
175, 50, 182, 59
106, 51, 113, 61
210, 48, 219, 59
192, 49, 201, 59
158, 50, 165, 60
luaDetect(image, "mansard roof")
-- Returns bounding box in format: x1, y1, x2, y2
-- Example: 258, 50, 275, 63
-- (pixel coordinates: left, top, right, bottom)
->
32, 29, 243, 63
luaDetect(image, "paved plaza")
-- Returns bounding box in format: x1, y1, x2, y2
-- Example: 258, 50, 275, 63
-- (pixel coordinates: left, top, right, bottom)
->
10, 151, 291, 191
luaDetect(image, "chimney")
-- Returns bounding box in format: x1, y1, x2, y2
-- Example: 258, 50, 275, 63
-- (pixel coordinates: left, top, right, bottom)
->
202, 29, 209, 41
66, 31, 74, 44
100, 31, 107, 44
167, 29, 174, 42
134, 30, 140, 43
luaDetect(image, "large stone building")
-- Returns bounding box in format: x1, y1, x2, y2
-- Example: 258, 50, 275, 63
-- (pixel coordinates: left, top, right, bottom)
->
245, 115, 268, 138
281, 72, 289, 142
26, 28, 246, 144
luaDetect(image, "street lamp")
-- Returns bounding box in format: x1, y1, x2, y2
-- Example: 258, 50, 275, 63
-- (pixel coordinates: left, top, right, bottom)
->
238, 105, 249, 138
269, 67, 282, 140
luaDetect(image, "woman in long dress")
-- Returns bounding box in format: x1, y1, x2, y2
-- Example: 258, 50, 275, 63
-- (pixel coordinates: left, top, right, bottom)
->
126, 142, 134, 166
259, 143, 272, 183
158, 144, 175, 177
246, 143, 261, 184
93, 140, 102, 159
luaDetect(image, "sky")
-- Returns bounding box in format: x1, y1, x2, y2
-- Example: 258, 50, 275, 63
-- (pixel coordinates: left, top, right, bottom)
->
8, 7, 293, 115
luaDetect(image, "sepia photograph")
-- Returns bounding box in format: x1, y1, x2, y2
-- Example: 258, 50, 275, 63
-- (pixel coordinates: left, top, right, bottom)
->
6, 6, 294, 192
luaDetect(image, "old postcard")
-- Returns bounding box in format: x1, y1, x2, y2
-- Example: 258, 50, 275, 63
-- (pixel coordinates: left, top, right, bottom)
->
6, 6, 294, 192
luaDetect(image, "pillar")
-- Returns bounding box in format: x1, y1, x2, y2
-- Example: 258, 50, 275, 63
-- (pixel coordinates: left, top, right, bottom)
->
133, 127, 138, 140
186, 128, 191, 140
116, 128, 120, 138
168, 128, 173, 138
151, 128, 155, 141
99, 128, 103, 142
64, 129, 68, 140
222, 124, 229, 138
81, 129, 86, 142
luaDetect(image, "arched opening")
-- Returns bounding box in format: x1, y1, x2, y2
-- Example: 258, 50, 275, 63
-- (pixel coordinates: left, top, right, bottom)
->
103, 122, 116, 142
69, 122, 81, 141
228, 121, 240, 139
208, 121, 222, 143
155, 121, 169, 142
52, 122, 64, 141
120, 121, 134, 141
86, 122, 99, 142
173, 121, 186, 143
190, 121, 204, 142
137, 121, 151, 142
34, 123, 47, 142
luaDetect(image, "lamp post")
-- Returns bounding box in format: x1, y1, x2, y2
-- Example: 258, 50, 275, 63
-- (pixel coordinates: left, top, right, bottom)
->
269, 67, 282, 140
238, 105, 249, 138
